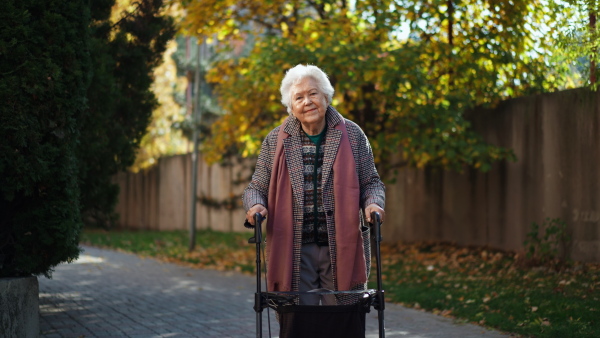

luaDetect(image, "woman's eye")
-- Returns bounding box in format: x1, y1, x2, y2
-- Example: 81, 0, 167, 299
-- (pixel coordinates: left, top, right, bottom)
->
310, 92, 317, 96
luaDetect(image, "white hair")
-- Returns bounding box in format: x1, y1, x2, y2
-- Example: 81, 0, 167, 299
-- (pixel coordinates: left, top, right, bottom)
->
280, 64, 335, 114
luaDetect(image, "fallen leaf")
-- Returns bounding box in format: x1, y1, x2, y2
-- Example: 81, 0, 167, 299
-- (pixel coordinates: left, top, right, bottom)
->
441, 309, 453, 317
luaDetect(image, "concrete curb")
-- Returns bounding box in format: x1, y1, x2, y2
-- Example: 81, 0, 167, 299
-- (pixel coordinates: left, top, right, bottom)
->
1, 276, 39, 338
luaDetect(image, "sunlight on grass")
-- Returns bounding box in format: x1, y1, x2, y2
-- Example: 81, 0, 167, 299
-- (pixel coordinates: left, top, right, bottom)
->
80, 229, 256, 274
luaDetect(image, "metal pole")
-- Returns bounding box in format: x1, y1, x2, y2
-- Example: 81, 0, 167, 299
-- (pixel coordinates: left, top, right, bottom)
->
250, 213, 264, 338
372, 211, 385, 338
188, 38, 203, 251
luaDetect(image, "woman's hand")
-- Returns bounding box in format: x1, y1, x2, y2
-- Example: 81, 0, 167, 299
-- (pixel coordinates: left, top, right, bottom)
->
246, 204, 268, 226
365, 204, 385, 224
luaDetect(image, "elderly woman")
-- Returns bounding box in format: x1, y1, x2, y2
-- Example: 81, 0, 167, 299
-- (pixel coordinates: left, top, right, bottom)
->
243, 64, 385, 305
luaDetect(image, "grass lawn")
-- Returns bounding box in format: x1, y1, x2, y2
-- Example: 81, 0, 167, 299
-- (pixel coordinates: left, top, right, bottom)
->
81, 228, 599, 338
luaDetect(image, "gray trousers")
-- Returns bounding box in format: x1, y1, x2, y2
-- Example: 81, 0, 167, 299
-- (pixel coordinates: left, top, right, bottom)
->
299, 243, 336, 305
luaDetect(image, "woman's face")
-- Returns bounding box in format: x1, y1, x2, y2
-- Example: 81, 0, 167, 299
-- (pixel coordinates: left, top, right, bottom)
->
290, 77, 328, 133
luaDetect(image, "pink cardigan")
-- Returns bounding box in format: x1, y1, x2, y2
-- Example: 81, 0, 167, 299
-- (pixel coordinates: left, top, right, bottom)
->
266, 115, 366, 291
243, 106, 386, 292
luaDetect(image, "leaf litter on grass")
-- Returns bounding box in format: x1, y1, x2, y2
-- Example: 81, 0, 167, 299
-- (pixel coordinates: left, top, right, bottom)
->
376, 241, 600, 337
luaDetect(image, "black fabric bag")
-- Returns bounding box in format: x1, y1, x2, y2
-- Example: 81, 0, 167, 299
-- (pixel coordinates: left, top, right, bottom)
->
277, 301, 369, 338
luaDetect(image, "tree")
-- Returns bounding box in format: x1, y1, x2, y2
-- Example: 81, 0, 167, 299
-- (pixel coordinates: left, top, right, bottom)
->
0, 0, 90, 277
80, 0, 176, 226
0, 0, 176, 277
551, 0, 599, 87
132, 39, 190, 172
177, 0, 574, 172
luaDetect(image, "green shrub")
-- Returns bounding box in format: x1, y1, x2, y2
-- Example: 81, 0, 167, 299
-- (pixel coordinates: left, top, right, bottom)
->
523, 217, 572, 268
0, 0, 175, 276
0, 0, 90, 277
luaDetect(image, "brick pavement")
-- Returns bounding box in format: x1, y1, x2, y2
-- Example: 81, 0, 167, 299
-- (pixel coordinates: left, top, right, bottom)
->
39, 246, 511, 337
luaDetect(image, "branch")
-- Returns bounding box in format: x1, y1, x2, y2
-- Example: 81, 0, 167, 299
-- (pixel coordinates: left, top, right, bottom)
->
1, 61, 28, 76
307, 0, 326, 20
111, 1, 142, 29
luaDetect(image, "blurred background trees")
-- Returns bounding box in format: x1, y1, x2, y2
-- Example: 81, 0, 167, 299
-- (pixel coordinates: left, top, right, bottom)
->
551, 0, 599, 85
80, 0, 175, 227
174, 0, 584, 173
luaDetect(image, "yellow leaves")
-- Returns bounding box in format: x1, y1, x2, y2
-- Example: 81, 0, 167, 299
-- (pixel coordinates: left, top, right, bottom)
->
239, 134, 260, 158
281, 21, 289, 37
217, 29, 230, 41
173, 0, 539, 171
283, 3, 294, 16
415, 152, 431, 168
363, 70, 381, 82
302, 19, 312, 32
132, 39, 188, 172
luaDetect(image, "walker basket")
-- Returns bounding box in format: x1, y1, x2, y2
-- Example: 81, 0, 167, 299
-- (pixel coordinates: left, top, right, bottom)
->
275, 295, 371, 338
247, 211, 385, 338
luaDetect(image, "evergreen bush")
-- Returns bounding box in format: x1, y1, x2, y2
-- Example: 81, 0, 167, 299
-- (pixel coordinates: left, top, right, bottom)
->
0, 1, 90, 277
0, 0, 174, 276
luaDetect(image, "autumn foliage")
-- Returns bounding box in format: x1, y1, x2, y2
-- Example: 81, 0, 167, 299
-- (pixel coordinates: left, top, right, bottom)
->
177, 0, 574, 171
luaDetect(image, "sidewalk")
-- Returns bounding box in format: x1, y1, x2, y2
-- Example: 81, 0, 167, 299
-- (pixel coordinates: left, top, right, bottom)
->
39, 246, 511, 337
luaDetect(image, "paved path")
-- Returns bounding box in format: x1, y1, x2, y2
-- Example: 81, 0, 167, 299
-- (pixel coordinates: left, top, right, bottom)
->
39, 246, 511, 338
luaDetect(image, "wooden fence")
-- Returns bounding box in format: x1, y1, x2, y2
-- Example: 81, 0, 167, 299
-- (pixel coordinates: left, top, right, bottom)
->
114, 88, 600, 262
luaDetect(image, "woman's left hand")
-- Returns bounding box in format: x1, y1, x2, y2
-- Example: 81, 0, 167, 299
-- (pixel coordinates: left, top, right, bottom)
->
365, 204, 385, 224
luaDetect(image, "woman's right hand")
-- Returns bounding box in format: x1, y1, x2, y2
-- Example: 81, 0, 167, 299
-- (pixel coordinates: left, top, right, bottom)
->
246, 204, 268, 226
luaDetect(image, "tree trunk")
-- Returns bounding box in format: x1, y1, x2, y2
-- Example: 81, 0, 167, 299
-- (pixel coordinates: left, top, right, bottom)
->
591, 9, 597, 84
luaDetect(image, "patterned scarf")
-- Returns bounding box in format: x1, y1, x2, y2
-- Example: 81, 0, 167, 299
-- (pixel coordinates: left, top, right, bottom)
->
266, 111, 366, 291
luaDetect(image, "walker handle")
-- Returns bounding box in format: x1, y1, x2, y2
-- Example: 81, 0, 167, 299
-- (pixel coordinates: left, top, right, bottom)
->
248, 213, 264, 338
370, 211, 385, 338
248, 213, 263, 244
